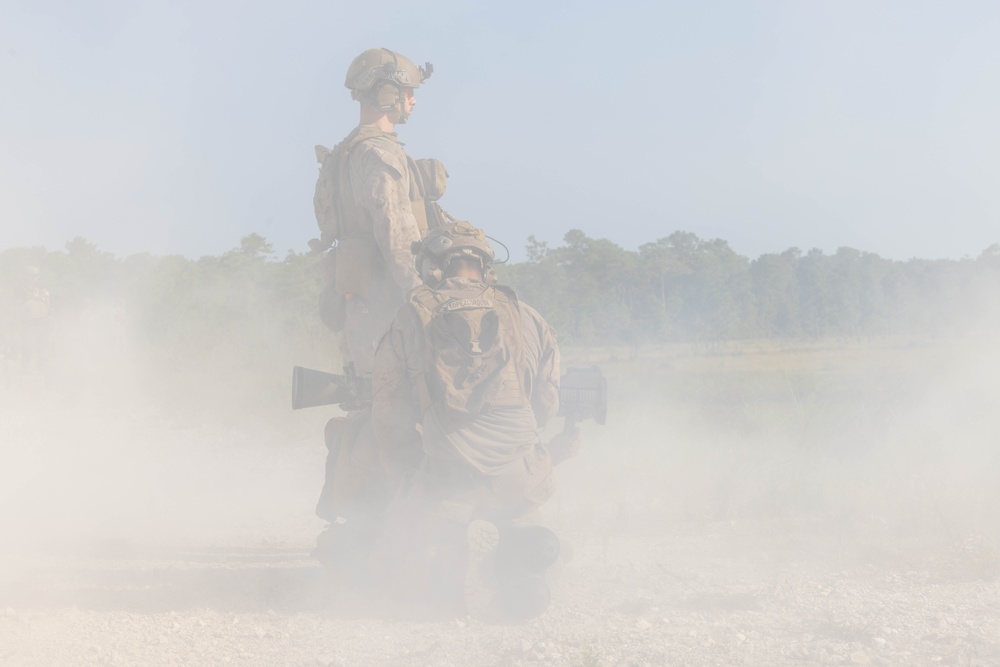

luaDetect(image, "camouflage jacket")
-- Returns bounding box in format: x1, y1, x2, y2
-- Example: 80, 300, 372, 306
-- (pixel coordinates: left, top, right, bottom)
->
344, 127, 423, 294
372, 277, 561, 480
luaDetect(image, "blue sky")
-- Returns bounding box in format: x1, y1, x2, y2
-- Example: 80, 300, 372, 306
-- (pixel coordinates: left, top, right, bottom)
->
2, 0, 999, 261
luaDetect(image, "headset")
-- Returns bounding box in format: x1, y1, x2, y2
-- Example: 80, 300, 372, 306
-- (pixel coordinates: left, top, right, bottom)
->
373, 51, 403, 111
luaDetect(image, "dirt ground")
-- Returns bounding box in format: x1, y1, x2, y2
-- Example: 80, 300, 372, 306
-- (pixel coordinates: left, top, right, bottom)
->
2, 340, 999, 666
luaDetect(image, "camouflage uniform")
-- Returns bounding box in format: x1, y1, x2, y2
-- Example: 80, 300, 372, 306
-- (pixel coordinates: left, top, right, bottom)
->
334, 126, 424, 375
372, 276, 562, 522
312, 50, 441, 554
369, 266, 561, 608
313, 48, 440, 377
311, 127, 426, 531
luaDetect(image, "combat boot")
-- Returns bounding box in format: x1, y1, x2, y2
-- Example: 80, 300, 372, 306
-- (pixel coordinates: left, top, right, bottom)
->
463, 520, 559, 620
494, 522, 560, 577
313, 518, 377, 588
464, 519, 501, 618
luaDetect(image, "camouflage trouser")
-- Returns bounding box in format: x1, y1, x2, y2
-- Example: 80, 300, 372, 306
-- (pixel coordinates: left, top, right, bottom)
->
369, 445, 556, 603
338, 292, 398, 377
405, 445, 555, 525
317, 242, 400, 379
315, 413, 392, 523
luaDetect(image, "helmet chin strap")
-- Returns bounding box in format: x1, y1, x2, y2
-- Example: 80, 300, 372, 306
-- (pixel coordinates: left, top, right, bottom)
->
393, 85, 411, 124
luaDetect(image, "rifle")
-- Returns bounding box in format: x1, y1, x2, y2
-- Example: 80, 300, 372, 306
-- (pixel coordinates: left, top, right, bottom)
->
291, 363, 371, 412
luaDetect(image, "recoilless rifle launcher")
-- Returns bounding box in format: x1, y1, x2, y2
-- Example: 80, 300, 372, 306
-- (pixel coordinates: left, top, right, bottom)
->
291, 363, 371, 412
556, 365, 608, 428
291, 364, 608, 428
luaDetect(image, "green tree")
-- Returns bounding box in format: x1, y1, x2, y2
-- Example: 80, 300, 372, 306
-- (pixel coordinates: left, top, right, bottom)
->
750, 248, 801, 337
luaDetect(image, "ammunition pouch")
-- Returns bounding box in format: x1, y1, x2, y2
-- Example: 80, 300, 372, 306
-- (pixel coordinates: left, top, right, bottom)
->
409, 157, 452, 233
413, 158, 448, 201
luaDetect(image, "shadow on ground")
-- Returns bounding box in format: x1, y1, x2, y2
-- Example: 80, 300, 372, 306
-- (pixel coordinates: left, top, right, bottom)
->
0, 544, 457, 620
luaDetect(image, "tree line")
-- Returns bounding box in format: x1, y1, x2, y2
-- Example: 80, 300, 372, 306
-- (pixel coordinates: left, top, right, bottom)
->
2, 231, 998, 362
499, 231, 1000, 345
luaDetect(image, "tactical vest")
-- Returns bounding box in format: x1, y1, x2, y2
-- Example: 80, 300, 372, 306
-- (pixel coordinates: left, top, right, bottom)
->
408, 283, 529, 424
313, 128, 451, 300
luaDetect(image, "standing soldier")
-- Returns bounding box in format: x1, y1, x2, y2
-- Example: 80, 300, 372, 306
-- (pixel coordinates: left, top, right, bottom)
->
312, 47, 450, 377
309, 48, 452, 572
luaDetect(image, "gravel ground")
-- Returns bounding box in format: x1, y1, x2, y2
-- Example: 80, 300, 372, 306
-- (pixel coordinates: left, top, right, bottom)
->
2, 382, 999, 666
2, 521, 998, 666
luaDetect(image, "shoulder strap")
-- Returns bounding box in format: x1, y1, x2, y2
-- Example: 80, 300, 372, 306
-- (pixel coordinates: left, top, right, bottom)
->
407, 285, 447, 413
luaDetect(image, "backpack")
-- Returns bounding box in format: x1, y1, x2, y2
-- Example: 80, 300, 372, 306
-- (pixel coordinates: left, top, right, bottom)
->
313, 126, 379, 247
408, 283, 529, 423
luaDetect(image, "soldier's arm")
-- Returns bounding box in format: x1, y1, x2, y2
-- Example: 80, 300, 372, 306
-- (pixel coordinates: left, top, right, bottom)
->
521, 303, 561, 428
357, 156, 423, 292
529, 313, 583, 465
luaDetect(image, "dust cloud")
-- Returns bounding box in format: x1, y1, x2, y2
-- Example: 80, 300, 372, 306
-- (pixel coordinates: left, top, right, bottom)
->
0, 302, 324, 558
559, 335, 1000, 563
1, 281, 999, 665
554, 282, 1000, 571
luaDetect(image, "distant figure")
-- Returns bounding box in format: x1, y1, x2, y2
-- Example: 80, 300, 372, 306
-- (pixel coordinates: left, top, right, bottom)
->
109, 298, 128, 348
12, 265, 52, 382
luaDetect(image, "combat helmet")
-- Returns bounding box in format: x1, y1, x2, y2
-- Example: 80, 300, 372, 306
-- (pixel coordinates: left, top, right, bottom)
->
345, 48, 433, 113
412, 221, 495, 287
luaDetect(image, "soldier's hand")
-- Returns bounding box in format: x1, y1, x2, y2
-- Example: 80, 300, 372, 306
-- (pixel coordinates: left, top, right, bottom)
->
547, 426, 582, 465
308, 238, 330, 253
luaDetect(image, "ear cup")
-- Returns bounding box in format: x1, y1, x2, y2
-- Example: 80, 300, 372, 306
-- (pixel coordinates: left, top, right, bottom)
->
418, 256, 444, 286
375, 82, 400, 110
